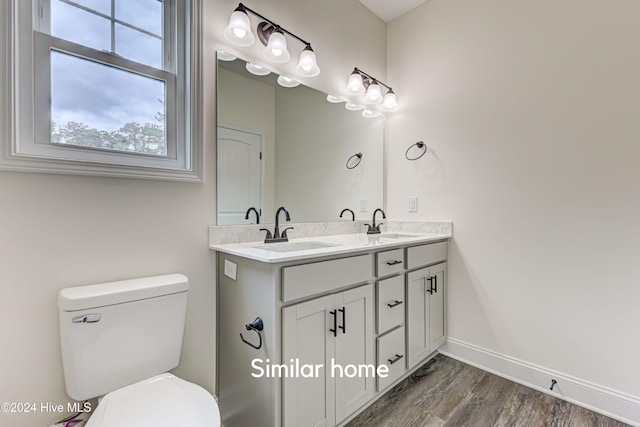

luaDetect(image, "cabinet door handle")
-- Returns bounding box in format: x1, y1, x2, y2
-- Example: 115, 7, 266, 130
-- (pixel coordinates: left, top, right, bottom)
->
388, 354, 404, 365
387, 300, 403, 308
386, 260, 402, 266
433, 275, 438, 293
329, 309, 337, 337
426, 277, 434, 294
338, 307, 346, 334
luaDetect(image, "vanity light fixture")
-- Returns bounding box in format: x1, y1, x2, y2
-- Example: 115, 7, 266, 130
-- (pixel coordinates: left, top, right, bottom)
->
246, 62, 271, 76
217, 50, 237, 62
277, 75, 300, 88
345, 103, 363, 111
347, 68, 398, 111
224, 3, 320, 77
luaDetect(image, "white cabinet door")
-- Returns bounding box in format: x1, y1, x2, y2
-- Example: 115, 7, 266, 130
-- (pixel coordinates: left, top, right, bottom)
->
282, 295, 335, 427
217, 125, 262, 225
429, 263, 447, 350
406, 267, 430, 368
282, 284, 374, 427
334, 285, 374, 424
406, 263, 447, 369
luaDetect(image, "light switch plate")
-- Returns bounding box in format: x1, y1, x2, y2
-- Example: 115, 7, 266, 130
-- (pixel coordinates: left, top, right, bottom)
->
360, 198, 368, 212
224, 259, 237, 280
408, 196, 418, 212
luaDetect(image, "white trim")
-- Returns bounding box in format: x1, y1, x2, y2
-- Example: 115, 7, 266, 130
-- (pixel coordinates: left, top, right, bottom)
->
439, 338, 640, 427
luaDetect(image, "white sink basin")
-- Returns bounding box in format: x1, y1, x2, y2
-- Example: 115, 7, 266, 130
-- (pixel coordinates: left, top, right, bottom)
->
252, 241, 340, 253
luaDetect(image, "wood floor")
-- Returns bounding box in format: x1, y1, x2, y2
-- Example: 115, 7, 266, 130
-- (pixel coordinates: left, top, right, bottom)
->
346, 355, 630, 427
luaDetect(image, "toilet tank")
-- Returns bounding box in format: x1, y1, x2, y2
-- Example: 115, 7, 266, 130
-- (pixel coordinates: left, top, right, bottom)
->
58, 274, 189, 401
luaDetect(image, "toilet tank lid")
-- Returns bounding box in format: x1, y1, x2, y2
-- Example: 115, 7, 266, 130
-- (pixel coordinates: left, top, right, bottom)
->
58, 274, 189, 312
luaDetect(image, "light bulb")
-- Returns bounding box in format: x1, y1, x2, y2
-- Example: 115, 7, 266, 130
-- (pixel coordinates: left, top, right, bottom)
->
223, 9, 255, 47
347, 71, 365, 95
365, 81, 383, 104
382, 90, 398, 110
295, 46, 320, 77
264, 29, 291, 63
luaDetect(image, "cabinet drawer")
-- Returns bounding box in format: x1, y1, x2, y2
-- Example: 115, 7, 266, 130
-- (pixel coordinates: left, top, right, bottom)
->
376, 248, 405, 277
282, 254, 371, 302
407, 241, 447, 270
376, 326, 406, 391
376, 275, 404, 334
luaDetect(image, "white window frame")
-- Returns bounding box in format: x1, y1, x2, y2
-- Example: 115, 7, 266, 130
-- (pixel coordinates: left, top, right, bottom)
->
0, 0, 203, 181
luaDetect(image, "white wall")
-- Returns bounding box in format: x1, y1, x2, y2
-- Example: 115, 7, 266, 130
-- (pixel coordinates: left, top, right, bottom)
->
0, 1, 385, 426
387, 0, 640, 401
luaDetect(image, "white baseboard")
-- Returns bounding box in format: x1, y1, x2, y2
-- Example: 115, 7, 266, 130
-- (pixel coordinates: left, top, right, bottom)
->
439, 338, 640, 427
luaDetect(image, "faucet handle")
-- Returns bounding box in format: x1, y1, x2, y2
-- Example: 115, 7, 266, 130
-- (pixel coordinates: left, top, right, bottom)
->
280, 227, 294, 240
259, 228, 273, 242
375, 222, 383, 231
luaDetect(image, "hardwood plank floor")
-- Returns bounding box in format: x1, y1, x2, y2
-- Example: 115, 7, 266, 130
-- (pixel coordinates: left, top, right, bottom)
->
346, 355, 630, 427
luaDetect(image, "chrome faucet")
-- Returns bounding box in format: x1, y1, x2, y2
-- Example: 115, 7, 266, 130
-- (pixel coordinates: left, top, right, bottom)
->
260, 207, 293, 243
244, 207, 260, 224
365, 208, 386, 234
340, 208, 355, 221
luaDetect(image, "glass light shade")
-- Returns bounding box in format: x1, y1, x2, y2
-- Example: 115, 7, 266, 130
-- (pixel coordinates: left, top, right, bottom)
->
345, 103, 363, 111
365, 81, 383, 104
347, 72, 365, 95
277, 75, 300, 88
295, 47, 320, 77
246, 62, 271, 76
223, 10, 255, 47
217, 50, 237, 62
326, 94, 344, 103
362, 109, 378, 118
382, 91, 398, 110
264, 30, 291, 63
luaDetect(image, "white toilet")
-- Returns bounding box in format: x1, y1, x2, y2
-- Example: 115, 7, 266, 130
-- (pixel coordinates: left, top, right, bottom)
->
57, 274, 221, 427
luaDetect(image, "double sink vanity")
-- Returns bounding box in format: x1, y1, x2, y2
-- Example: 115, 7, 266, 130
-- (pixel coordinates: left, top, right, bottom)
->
209, 220, 452, 427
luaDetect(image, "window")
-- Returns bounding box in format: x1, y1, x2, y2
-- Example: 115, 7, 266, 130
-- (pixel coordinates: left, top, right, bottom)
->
0, 0, 203, 181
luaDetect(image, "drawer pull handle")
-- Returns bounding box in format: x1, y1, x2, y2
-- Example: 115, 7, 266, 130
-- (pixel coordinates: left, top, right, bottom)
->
388, 354, 404, 365
426, 277, 434, 294
329, 310, 337, 337
386, 260, 402, 266
387, 300, 403, 308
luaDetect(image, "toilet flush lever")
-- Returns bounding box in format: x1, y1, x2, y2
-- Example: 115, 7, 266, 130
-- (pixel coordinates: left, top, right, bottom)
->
72, 314, 101, 324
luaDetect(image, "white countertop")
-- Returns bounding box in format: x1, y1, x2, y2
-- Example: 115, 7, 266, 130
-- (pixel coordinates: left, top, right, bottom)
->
209, 231, 451, 263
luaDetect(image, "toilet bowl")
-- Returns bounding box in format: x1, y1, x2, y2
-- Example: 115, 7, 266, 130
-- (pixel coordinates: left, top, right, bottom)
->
86, 374, 220, 427
58, 274, 220, 427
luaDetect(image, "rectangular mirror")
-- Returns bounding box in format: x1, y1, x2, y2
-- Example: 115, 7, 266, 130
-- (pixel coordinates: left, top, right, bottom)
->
216, 52, 384, 225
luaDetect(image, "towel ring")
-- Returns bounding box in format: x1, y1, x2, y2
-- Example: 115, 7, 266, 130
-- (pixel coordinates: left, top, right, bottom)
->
405, 141, 427, 161
346, 152, 363, 169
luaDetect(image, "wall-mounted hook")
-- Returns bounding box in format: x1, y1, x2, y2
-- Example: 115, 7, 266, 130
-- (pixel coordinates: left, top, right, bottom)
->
239, 317, 264, 350
405, 141, 427, 161
550, 379, 558, 390
346, 152, 362, 169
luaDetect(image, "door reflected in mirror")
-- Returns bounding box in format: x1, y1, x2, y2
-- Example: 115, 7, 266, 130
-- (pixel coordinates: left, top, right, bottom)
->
216, 52, 384, 225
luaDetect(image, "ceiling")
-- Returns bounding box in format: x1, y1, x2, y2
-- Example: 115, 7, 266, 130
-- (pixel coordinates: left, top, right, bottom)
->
359, 0, 430, 23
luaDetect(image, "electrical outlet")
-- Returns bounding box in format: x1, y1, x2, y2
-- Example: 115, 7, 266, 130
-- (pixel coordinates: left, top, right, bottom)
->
224, 259, 237, 280
408, 196, 418, 212
360, 198, 367, 212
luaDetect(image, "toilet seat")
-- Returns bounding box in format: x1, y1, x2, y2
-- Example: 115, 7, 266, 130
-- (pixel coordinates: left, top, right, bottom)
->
85, 373, 220, 427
